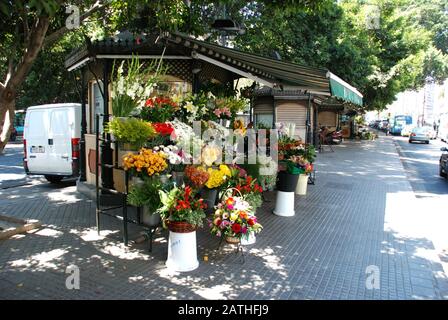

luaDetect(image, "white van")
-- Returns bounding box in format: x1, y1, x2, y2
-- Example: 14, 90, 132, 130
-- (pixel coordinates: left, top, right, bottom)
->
23, 103, 81, 183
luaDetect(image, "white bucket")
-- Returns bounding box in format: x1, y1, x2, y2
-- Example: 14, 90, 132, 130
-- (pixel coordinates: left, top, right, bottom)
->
166, 231, 199, 272
273, 191, 295, 217
241, 233, 256, 245
295, 174, 308, 195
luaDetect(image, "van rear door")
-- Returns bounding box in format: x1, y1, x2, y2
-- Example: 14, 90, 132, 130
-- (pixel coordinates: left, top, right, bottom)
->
25, 109, 50, 173
48, 107, 73, 174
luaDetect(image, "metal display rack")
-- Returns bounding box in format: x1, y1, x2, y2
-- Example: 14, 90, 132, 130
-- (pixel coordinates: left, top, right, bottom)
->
94, 114, 158, 251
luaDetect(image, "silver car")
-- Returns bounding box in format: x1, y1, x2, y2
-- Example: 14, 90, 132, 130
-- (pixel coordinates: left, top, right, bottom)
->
409, 127, 430, 144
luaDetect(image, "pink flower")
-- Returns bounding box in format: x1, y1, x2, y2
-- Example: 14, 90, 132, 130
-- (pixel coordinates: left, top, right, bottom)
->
241, 226, 248, 234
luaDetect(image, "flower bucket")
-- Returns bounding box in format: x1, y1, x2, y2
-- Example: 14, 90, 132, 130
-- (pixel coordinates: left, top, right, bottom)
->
142, 207, 160, 227
276, 171, 299, 192
200, 187, 218, 214
241, 232, 256, 245
166, 229, 199, 272
295, 174, 308, 195
172, 171, 185, 186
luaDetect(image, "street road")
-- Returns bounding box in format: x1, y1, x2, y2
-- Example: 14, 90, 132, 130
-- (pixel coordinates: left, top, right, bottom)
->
394, 136, 448, 196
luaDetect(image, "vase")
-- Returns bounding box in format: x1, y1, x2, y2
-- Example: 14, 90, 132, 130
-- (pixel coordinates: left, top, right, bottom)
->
276, 171, 299, 192
141, 207, 160, 227
166, 221, 199, 272
240, 233, 256, 245
200, 187, 218, 214
172, 171, 185, 186
295, 174, 308, 195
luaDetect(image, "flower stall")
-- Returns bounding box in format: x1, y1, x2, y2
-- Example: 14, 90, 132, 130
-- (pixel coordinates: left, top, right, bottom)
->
64, 30, 363, 271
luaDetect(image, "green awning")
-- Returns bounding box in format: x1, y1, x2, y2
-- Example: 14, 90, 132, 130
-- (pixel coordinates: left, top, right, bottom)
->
328, 72, 363, 106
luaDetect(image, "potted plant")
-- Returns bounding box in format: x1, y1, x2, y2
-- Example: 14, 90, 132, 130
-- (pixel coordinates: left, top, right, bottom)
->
127, 177, 163, 226
140, 96, 179, 123
106, 117, 155, 166
158, 186, 207, 272
122, 147, 168, 178
210, 192, 262, 245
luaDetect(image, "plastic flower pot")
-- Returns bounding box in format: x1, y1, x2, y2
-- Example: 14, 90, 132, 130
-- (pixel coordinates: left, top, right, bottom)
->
200, 187, 218, 214
166, 221, 199, 272
172, 171, 185, 186
295, 174, 308, 195
276, 171, 299, 192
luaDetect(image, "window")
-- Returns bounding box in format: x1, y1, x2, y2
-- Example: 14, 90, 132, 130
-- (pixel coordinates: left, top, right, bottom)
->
91, 81, 104, 133
255, 114, 273, 128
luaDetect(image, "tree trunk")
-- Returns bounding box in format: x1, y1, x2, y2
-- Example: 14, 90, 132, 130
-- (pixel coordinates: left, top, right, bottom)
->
0, 87, 16, 153
0, 16, 50, 153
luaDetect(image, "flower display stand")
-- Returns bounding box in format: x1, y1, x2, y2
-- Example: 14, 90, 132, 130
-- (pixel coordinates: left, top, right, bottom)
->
166, 222, 199, 272
295, 174, 308, 195
273, 191, 295, 216
273, 171, 298, 217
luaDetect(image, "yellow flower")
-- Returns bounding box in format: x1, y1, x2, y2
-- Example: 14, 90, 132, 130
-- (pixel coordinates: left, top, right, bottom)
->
230, 213, 238, 221
219, 164, 231, 177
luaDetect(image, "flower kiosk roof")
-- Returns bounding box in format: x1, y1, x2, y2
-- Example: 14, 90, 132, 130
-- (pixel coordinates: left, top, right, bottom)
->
65, 32, 363, 106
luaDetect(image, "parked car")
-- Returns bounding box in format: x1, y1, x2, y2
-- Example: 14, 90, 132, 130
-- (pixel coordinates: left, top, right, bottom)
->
409, 127, 430, 144
23, 103, 81, 183
401, 125, 414, 137
440, 146, 448, 178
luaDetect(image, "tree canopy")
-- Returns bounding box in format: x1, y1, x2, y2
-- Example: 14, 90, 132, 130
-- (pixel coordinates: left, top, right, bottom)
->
1, 0, 447, 140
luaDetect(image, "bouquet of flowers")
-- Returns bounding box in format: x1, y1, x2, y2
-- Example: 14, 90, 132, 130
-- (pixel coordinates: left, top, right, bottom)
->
141, 96, 179, 123
234, 176, 263, 210
184, 165, 210, 189
110, 56, 160, 117
205, 164, 232, 189
122, 148, 168, 177
210, 193, 262, 241
158, 185, 207, 230
176, 92, 210, 124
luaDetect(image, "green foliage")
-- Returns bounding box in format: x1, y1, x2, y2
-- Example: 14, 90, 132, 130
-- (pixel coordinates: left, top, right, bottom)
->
105, 117, 155, 146
127, 177, 162, 211
158, 187, 206, 227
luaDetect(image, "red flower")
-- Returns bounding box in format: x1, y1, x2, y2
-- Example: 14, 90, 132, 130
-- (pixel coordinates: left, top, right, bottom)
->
153, 122, 174, 136
248, 219, 255, 226
232, 223, 242, 234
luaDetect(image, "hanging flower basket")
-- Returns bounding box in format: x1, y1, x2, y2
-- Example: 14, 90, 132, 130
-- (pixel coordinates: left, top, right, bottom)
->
167, 220, 196, 233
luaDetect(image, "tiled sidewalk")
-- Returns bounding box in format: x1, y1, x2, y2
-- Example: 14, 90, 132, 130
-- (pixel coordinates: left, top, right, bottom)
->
0, 135, 447, 299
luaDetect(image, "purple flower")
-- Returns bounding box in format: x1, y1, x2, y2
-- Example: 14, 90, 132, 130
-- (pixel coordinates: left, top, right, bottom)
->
241, 226, 248, 234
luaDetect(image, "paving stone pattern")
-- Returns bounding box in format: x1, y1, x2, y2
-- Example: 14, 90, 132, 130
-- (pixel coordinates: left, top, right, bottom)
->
0, 135, 447, 299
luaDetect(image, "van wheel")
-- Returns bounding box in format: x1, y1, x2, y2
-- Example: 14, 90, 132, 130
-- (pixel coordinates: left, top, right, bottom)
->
440, 167, 447, 178
45, 175, 63, 183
